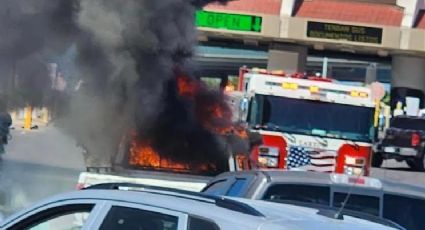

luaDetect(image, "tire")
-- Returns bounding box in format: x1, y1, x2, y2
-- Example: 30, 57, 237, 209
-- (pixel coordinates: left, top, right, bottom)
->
407, 143, 425, 171
372, 152, 384, 168
406, 157, 425, 171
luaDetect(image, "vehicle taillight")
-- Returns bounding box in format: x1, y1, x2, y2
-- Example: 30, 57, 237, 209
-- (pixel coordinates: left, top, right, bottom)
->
411, 133, 420, 147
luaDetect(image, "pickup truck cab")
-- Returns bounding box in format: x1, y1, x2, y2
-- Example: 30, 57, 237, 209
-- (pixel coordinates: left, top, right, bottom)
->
373, 116, 425, 170
202, 170, 425, 230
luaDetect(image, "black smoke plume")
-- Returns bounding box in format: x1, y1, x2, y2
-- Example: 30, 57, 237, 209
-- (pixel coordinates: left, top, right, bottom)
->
70, 0, 239, 167
0, 0, 79, 108
1, 0, 246, 169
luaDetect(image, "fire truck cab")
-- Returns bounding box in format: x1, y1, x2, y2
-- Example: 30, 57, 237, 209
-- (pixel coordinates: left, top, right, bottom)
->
231, 67, 377, 176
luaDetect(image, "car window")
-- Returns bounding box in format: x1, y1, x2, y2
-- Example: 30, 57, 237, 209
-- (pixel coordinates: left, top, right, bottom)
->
391, 117, 425, 130
226, 178, 247, 196
99, 206, 178, 230
263, 184, 330, 206
202, 179, 229, 195
383, 194, 425, 230
26, 212, 90, 230
188, 216, 219, 230
333, 192, 380, 217
9, 204, 94, 230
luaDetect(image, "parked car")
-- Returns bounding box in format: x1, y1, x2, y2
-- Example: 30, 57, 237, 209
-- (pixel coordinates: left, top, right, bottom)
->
202, 170, 425, 230
1, 183, 399, 230
373, 116, 425, 170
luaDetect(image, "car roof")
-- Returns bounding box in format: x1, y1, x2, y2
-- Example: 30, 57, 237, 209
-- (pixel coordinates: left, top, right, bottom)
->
211, 170, 425, 198
5, 188, 397, 230
236, 198, 396, 230
265, 170, 425, 198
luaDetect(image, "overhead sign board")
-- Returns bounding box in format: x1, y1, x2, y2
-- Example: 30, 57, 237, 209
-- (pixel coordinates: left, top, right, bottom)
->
307, 21, 383, 44
196, 10, 262, 33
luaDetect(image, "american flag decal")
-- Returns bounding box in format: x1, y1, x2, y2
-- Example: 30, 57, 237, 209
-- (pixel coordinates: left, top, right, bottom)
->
287, 146, 337, 173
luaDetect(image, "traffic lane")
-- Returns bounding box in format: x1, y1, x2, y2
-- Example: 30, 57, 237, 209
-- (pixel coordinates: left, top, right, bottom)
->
5, 126, 85, 170
0, 126, 85, 215
0, 160, 81, 215
371, 159, 425, 187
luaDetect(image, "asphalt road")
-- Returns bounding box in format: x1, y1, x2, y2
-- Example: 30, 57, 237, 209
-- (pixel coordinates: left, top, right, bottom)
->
0, 125, 425, 217
372, 160, 425, 187
0, 126, 85, 215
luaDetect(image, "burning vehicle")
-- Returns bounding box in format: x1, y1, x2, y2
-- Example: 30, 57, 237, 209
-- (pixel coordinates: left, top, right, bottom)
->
77, 70, 255, 191
63, 0, 258, 191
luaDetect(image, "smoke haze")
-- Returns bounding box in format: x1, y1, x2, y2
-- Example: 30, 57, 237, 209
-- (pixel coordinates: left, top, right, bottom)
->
0, 0, 79, 107
0, 0, 242, 167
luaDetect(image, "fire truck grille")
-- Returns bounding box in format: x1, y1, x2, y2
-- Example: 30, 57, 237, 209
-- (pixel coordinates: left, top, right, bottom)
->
287, 146, 337, 173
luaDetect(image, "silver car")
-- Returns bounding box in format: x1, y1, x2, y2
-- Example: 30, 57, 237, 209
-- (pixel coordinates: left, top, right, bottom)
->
1, 185, 399, 230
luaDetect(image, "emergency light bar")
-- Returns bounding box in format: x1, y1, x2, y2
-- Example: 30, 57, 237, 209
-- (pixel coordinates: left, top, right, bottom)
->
309, 86, 320, 93
282, 82, 298, 90
245, 72, 375, 108
280, 81, 369, 98
350, 90, 369, 98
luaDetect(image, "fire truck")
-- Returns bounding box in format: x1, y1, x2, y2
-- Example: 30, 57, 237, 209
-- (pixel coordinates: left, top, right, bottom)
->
229, 67, 377, 176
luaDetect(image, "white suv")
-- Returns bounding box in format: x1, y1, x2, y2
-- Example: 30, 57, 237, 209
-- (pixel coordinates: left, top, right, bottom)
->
1, 184, 401, 230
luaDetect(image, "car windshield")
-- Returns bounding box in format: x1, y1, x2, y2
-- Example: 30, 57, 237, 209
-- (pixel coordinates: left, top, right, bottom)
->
390, 117, 425, 130
249, 94, 375, 142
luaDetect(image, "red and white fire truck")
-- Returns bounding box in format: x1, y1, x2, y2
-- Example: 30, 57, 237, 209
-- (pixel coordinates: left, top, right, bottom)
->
230, 67, 377, 176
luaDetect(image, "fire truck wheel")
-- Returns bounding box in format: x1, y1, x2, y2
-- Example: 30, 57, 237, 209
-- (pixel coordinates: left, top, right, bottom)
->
371, 152, 384, 168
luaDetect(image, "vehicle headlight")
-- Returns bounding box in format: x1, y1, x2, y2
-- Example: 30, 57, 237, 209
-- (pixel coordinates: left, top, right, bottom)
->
258, 156, 278, 168
258, 145, 280, 168
344, 166, 363, 176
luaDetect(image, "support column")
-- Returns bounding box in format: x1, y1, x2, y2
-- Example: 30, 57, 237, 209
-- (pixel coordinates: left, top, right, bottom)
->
267, 44, 307, 74
365, 63, 377, 84
391, 55, 425, 109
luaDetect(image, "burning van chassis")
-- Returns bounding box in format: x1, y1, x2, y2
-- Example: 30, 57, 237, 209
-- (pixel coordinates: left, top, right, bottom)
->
80, 72, 254, 178
124, 134, 230, 176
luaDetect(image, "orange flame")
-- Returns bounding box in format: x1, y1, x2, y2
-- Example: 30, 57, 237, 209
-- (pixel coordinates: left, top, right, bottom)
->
177, 75, 198, 97
129, 141, 188, 170
224, 84, 235, 92
129, 139, 216, 172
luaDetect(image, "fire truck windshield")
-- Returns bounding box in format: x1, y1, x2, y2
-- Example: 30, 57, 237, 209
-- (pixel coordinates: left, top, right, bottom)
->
249, 94, 375, 143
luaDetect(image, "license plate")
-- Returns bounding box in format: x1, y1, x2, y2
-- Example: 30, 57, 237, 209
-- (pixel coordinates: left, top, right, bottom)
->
384, 147, 396, 153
